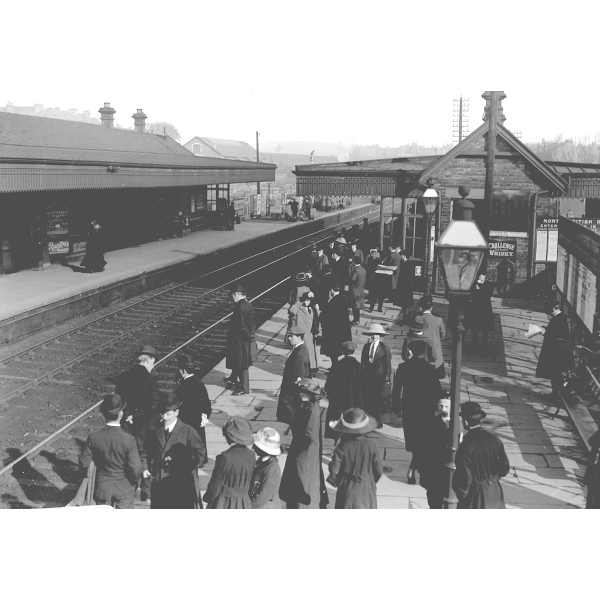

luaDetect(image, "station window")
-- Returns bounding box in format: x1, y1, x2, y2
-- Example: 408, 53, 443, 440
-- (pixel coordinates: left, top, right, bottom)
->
404, 198, 426, 260
192, 143, 203, 156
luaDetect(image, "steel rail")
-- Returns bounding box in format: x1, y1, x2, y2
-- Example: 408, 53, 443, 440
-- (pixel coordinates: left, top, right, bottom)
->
0, 276, 290, 479
0, 210, 376, 365
0, 234, 317, 404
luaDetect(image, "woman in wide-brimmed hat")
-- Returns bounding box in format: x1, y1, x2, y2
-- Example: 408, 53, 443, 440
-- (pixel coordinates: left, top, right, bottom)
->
327, 408, 383, 509
361, 323, 393, 427
279, 378, 329, 509
401, 314, 436, 366
249, 428, 283, 509
203, 416, 255, 509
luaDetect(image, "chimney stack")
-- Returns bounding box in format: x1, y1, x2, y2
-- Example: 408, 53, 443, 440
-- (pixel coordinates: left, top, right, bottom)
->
98, 102, 116, 128
132, 108, 147, 133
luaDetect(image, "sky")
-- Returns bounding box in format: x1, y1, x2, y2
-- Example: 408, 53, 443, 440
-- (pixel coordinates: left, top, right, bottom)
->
0, 91, 600, 146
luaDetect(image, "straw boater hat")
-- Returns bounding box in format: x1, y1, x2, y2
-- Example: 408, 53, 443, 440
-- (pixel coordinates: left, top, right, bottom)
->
296, 377, 327, 399
253, 427, 282, 456
222, 416, 254, 446
408, 315, 428, 333
364, 323, 388, 336
332, 408, 378, 435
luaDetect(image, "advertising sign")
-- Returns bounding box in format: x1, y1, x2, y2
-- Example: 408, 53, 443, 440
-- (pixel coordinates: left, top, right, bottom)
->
489, 238, 517, 259
48, 240, 69, 254
47, 205, 69, 236
536, 218, 559, 262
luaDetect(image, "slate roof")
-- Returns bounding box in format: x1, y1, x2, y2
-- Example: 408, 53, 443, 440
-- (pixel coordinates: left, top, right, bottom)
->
293, 155, 439, 175
0, 113, 274, 170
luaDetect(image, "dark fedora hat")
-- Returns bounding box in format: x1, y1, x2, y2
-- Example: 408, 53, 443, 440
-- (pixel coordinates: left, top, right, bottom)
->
231, 283, 247, 294
332, 408, 378, 435
157, 391, 181, 414
460, 401, 486, 421
100, 393, 127, 416
409, 315, 428, 333
137, 345, 158, 358
222, 416, 253, 446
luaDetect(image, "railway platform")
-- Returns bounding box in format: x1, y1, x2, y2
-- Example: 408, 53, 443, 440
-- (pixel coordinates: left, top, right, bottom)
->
0, 202, 376, 345
193, 295, 590, 509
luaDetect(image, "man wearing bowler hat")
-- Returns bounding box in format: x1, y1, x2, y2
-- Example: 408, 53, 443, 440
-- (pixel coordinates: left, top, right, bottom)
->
324, 340, 367, 440
224, 284, 255, 396
141, 391, 205, 509
115, 344, 160, 500
452, 401, 510, 509
79, 394, 142, 509
276, 327, 311, 424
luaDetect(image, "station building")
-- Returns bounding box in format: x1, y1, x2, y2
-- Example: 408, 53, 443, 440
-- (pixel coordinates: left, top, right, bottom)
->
0, 106, 275, 275
294, 92, 600, 293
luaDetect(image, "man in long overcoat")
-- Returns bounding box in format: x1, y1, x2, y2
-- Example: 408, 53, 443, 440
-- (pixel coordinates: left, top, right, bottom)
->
324, 341, 367, 439
467, 271, 495, 346
395, 251, 414, 323
330, 249, 348, 291
79, 394, 142, 509
536, 297, 574, 397
349, 256, 366, 325
319, 283, 352, 368
279, 379, 328, 509
361, 323, 393, 427
115, 344, 160, 500
225, 284, 255, 396
393, 339, 445, 484
141, 392, 205, 509
276, 328, 311, 424
453, 401, 510, 509
174, 354, 212, 467
314, 247, 330, 278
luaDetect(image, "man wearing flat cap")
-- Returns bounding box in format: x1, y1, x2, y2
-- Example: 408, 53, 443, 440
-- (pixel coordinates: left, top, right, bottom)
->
141, 391, 205, 509
79, 394, 142, 508
324, 340, 368, 439
453, 401, 510, 509
115, 344, 160, 500
224, 284, 255, 396
277, 327, 311, 424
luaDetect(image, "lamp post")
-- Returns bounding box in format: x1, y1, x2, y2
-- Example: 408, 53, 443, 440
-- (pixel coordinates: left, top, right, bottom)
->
435, 185, 488, 509
421, 178, 439, 296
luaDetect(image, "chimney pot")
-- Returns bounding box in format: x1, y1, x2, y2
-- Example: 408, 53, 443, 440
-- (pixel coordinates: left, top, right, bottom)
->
98, 102, 116, 128
132, 108, 147, 133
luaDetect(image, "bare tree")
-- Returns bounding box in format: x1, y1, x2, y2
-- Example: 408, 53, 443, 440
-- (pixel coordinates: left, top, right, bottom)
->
529, 134, 599, 163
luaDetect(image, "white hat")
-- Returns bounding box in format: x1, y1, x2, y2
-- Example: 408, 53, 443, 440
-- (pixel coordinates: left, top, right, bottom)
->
364, 323, 388, 336
253, 427, 281, 456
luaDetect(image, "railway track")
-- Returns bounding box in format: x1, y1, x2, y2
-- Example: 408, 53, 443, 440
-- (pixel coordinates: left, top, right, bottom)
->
0, 214, 372, 508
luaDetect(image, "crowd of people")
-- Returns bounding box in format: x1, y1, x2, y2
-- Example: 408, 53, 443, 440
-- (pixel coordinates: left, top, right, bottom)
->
79, 221, 596, 509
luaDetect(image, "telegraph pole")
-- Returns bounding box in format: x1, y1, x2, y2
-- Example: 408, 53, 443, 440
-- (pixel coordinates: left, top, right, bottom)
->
482, 91, 506, 269
256, 131, 260, 195
452, 96, 469, 143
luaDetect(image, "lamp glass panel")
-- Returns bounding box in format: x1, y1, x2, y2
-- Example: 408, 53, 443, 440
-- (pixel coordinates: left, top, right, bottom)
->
439, 248, 484, 291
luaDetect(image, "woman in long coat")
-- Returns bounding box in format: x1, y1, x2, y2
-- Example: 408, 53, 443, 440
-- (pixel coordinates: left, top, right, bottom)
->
393, 340, 445, 484
279, 379, 328, 509
288, 293, 319, 371
395, 252, 414, 323
203, 416, 255, 509
174, 355, 211, 467
361, 323, 393, 426
349, 257, 366, 323
80, 221, 106, 273
467, 272, 495, 345
328, 408, 383, 509
319, 287, 352, 363
418, 295, 447, 379
401, 315, 436, 365
250, 427, 282, 509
